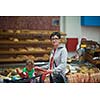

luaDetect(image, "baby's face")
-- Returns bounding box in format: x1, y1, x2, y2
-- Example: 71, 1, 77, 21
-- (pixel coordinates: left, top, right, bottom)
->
26, 63, 34, 71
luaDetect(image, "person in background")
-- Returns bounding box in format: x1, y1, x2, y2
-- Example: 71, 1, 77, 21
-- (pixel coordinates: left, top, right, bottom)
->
76, 38, 87, 55
73, 38, 87, 63
42, 32, 68, 83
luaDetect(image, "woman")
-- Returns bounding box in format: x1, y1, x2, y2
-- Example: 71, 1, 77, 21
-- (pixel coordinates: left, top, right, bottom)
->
42, 32, 68, 83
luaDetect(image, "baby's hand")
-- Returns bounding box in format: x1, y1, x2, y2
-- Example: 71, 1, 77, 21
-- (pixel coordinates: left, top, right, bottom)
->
22, 72, 29, 78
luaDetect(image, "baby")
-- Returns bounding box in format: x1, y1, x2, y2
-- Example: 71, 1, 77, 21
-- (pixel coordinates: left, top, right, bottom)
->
16, 59, 35, 78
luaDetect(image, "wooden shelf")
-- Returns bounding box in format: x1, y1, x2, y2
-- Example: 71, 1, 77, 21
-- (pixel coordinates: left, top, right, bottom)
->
0, 50, 50, 55
0, 58, 26, 63
0, 40, 52, 45
0, 58, 49, 63
0, 40, 66, 45
0, 30, 66, 64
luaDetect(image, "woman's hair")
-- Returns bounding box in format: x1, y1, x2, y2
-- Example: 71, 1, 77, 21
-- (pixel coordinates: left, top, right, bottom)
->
50, 32, 61, 39
26, 59, 34, 65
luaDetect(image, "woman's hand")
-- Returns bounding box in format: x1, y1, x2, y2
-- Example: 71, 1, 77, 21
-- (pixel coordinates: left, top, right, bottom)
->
41, 69, 53, 81
47, 69, 53, 73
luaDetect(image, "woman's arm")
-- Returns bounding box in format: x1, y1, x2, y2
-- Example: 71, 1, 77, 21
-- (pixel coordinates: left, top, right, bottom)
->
42, 62, 50, 70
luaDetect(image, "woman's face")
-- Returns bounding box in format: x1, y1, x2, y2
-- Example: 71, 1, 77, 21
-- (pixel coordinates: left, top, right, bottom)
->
51, 35, 60, 47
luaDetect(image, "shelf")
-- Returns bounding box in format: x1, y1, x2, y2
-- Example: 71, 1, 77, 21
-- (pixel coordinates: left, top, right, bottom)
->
0, 58, 49, 63
0, 58, 26, 63
0, 62, 48, 68
0, 40, 66, 45
0, 30, 66, 64
0, 50, 50, 55
0, 40, 52, 45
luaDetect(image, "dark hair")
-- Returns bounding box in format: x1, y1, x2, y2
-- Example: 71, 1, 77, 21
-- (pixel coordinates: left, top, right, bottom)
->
50, 32, 61, 39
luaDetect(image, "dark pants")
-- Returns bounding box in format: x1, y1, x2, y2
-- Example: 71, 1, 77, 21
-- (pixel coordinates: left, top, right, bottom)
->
50, 73, 67, 83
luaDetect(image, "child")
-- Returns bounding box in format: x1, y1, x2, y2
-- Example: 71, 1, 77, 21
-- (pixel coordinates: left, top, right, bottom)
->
16, 59, 35, 78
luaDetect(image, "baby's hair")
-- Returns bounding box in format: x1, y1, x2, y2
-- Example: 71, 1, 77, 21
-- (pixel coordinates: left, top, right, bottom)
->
26, 59, 34, 65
